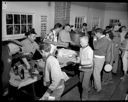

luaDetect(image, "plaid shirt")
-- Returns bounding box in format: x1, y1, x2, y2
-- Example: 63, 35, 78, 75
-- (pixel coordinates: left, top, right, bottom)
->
44, 30, 57, 42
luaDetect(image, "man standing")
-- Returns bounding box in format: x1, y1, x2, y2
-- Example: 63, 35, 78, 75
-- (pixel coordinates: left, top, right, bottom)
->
58, 24, 76, 48
43, 23, 63, 54
112, 24, 121, 74
93, 28, 111, 92
21, 28, 39, 71
1, 40, 23, 96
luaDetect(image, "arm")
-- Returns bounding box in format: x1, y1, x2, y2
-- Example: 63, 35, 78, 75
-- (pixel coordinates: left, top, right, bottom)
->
22, 57, 30, 70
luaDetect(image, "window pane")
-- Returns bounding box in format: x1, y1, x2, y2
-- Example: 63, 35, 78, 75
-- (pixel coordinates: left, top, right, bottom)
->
6, 14, 13, 24
21, 15, 26, 24
27, 25, 32, 32
21, 25, 26, 33
7, 25, 13, 35
14, 14, 20, 24
14, 25, 20, 34
28, 15, 32, 24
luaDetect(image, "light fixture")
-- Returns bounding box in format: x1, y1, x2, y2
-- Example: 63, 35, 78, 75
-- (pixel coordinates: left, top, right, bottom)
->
2, 2, 7, 9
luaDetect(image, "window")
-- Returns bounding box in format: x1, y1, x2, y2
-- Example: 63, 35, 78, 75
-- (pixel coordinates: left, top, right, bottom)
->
6, 13, 33, 35
41, 15, 47, 36
92, 16, 100, 29
109, 19, 120, 26
75, 16, 86, 30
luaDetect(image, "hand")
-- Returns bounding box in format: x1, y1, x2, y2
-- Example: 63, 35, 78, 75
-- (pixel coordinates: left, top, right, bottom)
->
26, 64, 31, 70
79, 66, 82, 69
43, 81, 47, 86
93, 36, 97, 41
39, 92, 50, 100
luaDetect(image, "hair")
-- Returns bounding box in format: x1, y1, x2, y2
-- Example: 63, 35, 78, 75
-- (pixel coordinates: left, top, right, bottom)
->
125, 32, 128, 39
80, 35, 89, 42
119, 26, 126, 32
39, 43, 51, 52
25, 28, 37, 36
82, 23, 87, 27
107, 31, 114, 40
53, 23, 62, 29
94, 28, 103, 34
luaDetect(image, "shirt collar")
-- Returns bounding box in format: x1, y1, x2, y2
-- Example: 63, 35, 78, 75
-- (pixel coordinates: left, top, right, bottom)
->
100, 35, 105, 39
52, 30, 56, 35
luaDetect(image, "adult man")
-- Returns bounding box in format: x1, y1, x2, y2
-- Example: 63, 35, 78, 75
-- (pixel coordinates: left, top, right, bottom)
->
112, 24, 121, 74
1, 40, 23, 96
58, 24, 76, 48
21, 28, 40, 71
43, 23, 63, 54
81, 23, 88, 36
93, 28, 111, 92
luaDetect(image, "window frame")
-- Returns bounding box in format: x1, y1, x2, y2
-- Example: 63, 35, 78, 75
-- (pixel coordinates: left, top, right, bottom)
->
2, 11, 34, 41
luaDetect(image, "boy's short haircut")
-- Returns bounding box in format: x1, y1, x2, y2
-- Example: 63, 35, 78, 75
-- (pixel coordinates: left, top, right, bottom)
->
125, 32, 128, 39
39, 43, 51, 52
80, 35, 89, 41
94, 28, 103, 34
54, 23, 62, 29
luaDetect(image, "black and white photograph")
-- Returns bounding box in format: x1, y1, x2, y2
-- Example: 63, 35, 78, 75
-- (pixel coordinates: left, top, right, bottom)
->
1, 1, 128, 101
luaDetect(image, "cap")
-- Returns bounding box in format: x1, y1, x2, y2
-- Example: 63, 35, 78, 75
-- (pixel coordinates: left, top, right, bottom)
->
25, 28, 37, 36
29, 28, 37, 34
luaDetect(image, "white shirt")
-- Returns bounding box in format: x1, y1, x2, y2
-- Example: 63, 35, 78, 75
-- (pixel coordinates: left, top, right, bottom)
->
79, 46, 93, 67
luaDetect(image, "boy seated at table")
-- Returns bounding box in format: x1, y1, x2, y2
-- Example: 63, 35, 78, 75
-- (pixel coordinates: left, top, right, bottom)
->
39, 43, 68, 100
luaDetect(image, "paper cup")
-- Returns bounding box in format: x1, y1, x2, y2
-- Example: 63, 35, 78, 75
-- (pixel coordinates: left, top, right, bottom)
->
104, 64, 112, 72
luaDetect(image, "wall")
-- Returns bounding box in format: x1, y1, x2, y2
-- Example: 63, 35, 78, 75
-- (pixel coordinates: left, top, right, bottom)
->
70, 3, 105, 31
70, 2, 128, 30
103, 3, 128, 28
70, 4, 88, 27
2, 2, 55, 40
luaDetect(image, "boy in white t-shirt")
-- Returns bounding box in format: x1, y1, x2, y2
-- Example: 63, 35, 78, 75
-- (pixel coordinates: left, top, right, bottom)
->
76, 35, 93, 100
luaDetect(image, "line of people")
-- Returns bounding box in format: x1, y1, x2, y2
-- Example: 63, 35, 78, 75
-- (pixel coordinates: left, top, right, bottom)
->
1, 22, 128, 101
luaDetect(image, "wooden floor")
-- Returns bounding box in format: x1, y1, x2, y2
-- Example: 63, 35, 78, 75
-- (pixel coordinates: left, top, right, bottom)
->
1, 68, 128, 101
61, 73, 128, 101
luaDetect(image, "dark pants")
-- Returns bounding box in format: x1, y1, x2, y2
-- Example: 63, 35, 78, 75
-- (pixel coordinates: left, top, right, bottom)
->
1, 46, 11, 95
79, 68, 93, 100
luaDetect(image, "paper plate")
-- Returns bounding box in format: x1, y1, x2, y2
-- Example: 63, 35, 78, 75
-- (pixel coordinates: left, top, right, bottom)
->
104, 64, 112, 72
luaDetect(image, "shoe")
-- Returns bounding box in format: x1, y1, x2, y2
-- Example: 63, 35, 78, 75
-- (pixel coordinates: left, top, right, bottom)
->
82, 95, 88, 101
2, 89, 9, 96
120, 76, 125, 80
108, 80, 113, 84
102, 81, 108, 85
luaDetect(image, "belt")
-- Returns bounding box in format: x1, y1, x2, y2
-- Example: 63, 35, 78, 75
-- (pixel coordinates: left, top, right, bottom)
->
94, 55, 105, 58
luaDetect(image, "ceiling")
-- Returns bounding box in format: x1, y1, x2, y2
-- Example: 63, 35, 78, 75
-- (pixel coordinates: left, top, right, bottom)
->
71, 2, 127, 8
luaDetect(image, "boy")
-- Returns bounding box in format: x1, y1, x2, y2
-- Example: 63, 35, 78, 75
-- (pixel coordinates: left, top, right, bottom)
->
39, 43, 68, 100
93, 28, 111, 92
77, 35, 93, 100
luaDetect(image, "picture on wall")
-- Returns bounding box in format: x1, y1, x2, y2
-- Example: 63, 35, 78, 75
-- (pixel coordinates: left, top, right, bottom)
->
109, 19, 120, 26
92, 16, 100, 29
